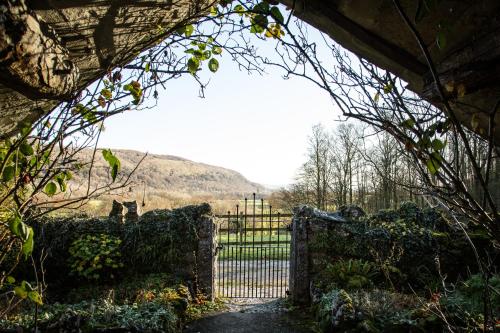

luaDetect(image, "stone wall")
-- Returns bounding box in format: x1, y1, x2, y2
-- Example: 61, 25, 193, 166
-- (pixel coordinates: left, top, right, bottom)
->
27, 203, 218, 299
288, 204, 498, 305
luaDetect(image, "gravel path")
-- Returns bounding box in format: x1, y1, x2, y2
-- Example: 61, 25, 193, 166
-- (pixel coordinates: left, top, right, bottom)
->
183, 299, 318, 333
217, 259, 289, 298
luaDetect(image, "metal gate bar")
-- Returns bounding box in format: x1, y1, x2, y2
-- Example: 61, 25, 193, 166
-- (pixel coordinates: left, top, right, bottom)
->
216, 194, 291, 298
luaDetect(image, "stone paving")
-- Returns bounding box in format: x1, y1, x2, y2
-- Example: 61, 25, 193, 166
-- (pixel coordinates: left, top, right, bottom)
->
183, 298, 318, 333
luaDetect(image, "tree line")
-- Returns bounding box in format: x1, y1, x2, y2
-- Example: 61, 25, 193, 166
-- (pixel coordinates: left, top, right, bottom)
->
273, 122, 500, 214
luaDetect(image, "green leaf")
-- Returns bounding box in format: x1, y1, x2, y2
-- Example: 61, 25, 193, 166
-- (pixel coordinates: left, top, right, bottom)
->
19, 143, 34, 156
6, 276, 15, 284
185, 24, 194, 37
210, 6, 218, 16
101, 88, 112, 100
145, 63, 150, 72
234, 4, 245, 14
270, 6, 284, 24
102, 149, 121, 182
8, 214, 21, 237
22, 227, 34, 259
431, 138, 446, 151
253, 2, 270, 14
82, 109, 98, 124
56, 177, 67, 192
383, 84, 393, 94
28, 291, 43, 305
400, 119, 416, 129
187, 57, 200, 74
193, 50, 204, 59
208, 58, 219, 73
45, 182, 57, 196
250, 14, 268, 34
19, 122, 32, 136
426, 158, 440, 175
2, 165, 15, 182
212, 46, 222, 55
14, 286, 28, 299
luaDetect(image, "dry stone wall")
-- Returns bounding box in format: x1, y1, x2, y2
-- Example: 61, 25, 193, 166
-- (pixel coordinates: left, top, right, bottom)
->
27, 203, 218, 299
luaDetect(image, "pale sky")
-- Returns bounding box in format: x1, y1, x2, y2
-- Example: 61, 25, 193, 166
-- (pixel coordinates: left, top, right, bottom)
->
98, 31, 341, 187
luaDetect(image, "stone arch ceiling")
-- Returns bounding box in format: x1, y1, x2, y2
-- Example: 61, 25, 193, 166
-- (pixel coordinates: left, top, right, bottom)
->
1, 0, 499, 145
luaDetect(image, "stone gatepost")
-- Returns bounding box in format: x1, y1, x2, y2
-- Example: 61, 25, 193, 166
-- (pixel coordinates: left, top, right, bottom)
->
196, 213, 218, 301
109, 200, 125, 223
123, 201, 141, 222
289, 206, 350, 304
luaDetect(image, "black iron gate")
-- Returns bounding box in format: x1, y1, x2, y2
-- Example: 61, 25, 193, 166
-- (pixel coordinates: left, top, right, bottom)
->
216, 194, 291, 298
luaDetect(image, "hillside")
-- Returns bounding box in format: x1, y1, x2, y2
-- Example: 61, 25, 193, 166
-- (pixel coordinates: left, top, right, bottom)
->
69, 149, 268, 211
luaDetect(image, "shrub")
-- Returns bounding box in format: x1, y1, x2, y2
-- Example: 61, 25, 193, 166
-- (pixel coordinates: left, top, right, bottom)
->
316, 288, 439, 332
0, 300, 179, 332
398, 201, 420, 221
442, 273, 500, 319
68, 234, 124, 281
319, 259, 378, 290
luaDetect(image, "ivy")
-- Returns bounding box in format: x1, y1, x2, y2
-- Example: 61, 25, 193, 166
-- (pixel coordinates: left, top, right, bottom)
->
68, 234, 124, 280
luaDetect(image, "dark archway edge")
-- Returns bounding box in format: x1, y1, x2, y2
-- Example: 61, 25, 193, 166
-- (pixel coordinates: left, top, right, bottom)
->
1, 0, 499, 145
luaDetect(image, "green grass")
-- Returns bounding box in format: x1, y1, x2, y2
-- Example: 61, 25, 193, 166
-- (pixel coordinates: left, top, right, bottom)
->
217, 230, 291, 260
218, 245, 290, 260
218, 231, 290, 244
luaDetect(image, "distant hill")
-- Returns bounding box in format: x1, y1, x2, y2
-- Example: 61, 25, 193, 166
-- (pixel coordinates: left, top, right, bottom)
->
69, 149, 269, 201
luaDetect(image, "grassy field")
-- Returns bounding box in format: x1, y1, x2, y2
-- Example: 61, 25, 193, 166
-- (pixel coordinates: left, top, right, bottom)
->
218, 245, 290, 260
217, 230, 290, 260
219, 232, 290, 244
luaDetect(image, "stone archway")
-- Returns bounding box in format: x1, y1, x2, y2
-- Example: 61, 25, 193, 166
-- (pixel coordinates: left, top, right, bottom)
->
2, 0, 500, 144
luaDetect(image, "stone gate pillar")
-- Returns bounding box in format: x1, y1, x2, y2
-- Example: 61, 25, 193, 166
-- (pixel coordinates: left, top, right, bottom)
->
196, 212, 218, 301
289, 206, 349, 304
289, 209, 310, 304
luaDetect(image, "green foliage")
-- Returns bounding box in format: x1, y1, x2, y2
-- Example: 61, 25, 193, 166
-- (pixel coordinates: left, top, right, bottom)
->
22, 204, 211, 292
441, 274, 500, 319
7, 212, 34, 260
102, 149, 121, 182
308, 203, 467, 291
0, 300, 178, 332
316, 288, 439, 332
123, 80, 142, 105
208, 58, 219, 72
3, 278, 43, 305
44, 181, 57, 196
68, 234, 124, 281
73, 103, 98, 124
185, 38, 223, 75
319, 259, 378, 290
317, 289, 356, 331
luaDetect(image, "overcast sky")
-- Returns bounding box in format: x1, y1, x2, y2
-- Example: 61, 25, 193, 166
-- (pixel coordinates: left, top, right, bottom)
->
98, 28, 342, 187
